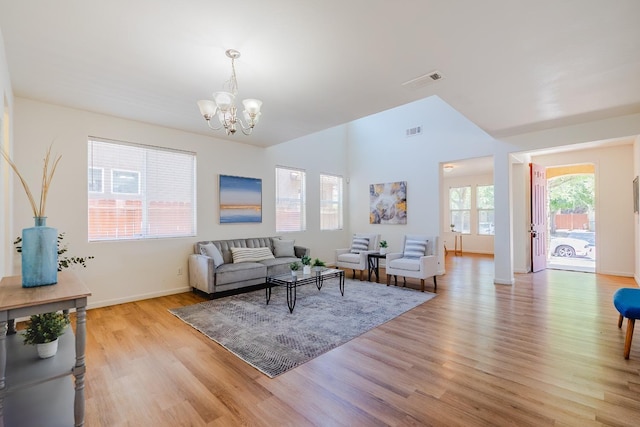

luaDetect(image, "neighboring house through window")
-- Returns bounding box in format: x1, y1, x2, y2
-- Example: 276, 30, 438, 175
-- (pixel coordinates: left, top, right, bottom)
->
320, 174, 343, 230
88, 167, 103, 193
275, 166, 306, 232
87, 138, 196, 241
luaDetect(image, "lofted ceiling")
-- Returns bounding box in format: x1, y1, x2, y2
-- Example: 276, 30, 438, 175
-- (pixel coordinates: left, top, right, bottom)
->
1, 1, 639, 148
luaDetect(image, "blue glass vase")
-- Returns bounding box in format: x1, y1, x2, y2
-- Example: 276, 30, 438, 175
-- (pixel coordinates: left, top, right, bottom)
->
21, 217, 58, 287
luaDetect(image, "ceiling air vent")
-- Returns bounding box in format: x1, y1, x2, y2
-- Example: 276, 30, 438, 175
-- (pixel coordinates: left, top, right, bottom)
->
401, 70, 444, 90
406, 126, 422, 137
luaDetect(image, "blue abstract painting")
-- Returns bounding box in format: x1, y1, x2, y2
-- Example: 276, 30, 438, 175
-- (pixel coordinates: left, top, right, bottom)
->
219, 175, 262, 223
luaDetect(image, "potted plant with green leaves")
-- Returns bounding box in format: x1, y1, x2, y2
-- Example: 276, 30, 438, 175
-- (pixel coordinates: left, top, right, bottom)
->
289, 261, 300, 278
312, 258, 326, 273
300, 255, 312, 275
379, 240, 389, 255
23, 311, 70, 358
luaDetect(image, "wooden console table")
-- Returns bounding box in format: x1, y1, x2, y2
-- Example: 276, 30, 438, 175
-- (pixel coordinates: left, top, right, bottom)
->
0, 271, 91, 427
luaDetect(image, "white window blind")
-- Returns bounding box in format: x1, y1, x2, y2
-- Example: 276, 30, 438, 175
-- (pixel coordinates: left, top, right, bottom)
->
87, 138, 196, 241
320, 174, 343, 230
275, 166, 306, 232
449, 186, 471, 234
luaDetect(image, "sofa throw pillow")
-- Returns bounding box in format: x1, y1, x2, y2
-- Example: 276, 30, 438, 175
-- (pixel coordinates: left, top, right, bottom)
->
230, 247, 275, 263
273, 239, 295, 257
200, 243, 225, 266
404, 239, 428, 259
350, 237, 370, 254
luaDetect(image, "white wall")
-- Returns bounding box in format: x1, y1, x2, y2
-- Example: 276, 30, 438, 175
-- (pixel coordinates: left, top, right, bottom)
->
0, 27, 13, 279
265, 125, 350, 264
346, 96, 500, 274
7, 93, 640, 306
346, 96, 640, 283
10, 98, 350, 308
441, 173, 494, 254
531, 145, 635, 276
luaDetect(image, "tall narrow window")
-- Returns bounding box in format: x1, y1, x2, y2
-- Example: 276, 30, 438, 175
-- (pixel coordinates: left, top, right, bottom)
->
449, 186, 471, 234
87, 138, 196, 241
275, 167, 306, 232
477, 185, 495, 235
320, 174, 343, 230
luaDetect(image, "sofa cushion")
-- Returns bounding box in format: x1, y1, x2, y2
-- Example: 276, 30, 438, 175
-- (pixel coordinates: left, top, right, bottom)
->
260, 256, 300, 276
404, 239, 427, 259
350, 237, 370, 254
200, 242, 225, 266
389, 257, 421, 271
337, 252, 361, 266
231, 247, 275, 263
273, 239, 295, 257
214, 262, 266, 285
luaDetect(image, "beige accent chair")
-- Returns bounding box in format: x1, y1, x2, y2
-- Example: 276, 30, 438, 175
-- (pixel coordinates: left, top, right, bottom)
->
386, 235, 438, 292
335, 233, 381, 280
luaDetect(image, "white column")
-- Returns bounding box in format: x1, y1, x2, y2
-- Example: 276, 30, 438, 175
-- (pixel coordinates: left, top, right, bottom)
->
494, 151, 514, 285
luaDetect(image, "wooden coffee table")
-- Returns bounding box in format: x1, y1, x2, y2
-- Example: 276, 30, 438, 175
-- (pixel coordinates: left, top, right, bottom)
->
265, 268, 345, 313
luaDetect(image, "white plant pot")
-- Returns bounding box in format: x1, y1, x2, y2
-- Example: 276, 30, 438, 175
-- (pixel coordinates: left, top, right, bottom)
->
303, 266, 311, 275
36, 339, 59, 359
380, 248, 387, 255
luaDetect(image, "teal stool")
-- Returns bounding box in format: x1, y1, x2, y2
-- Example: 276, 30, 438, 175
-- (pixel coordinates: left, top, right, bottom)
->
613, 288, 640, 359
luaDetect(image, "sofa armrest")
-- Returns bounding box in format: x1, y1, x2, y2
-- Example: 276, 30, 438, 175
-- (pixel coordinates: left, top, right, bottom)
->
188, 254, 216, 294
335, 248, 350, 256
294, 245, 310, 258
386, 252, 403, 262
419, 254, 438, 275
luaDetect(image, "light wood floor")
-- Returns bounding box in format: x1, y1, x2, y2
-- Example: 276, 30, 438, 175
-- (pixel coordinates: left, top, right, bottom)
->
80, 254, 640, 426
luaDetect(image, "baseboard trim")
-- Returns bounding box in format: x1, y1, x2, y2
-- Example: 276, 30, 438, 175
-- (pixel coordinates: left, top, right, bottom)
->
88, 286, 192, 310
494, 277, 515, 285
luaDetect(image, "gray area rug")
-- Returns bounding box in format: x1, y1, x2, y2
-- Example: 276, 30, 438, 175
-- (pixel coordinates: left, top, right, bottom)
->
169, 279, 436, 377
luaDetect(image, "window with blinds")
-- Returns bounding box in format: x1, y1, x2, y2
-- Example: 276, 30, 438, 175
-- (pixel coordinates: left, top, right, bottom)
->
275, 166, 306, 232
87, 138, 196, 241
320, 174, 343, 230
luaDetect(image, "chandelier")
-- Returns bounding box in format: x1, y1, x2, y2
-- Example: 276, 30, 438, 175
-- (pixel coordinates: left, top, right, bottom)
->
197, 49, 262, 136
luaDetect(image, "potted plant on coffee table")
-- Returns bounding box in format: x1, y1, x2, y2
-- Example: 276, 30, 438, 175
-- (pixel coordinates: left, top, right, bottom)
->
301, 255, 312, 275
289, 261, 300, 278
312, 258, 326, 273
379, 240, 388, 255
23, 311, 70, 359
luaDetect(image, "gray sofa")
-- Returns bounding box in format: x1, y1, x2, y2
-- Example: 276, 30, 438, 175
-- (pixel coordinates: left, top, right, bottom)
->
188, 237, 310, 297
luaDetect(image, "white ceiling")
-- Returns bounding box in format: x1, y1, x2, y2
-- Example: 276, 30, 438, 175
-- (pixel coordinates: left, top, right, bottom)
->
1, 1, 639, 148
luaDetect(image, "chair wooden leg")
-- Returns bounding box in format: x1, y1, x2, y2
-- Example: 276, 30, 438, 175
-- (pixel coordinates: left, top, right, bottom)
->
624, 318, 635, 359
402, 277, 406, 287
386, 274, 391, 286
433, 276, 437, 292
420, 279, 425, 292
352, 269, 356, 279
360, 270, 364, 281
618, 314, 624, 328
393, 275, 397, 286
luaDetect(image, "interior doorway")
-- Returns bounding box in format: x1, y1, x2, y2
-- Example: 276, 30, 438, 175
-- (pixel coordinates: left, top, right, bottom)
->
545, 164, 595, 273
